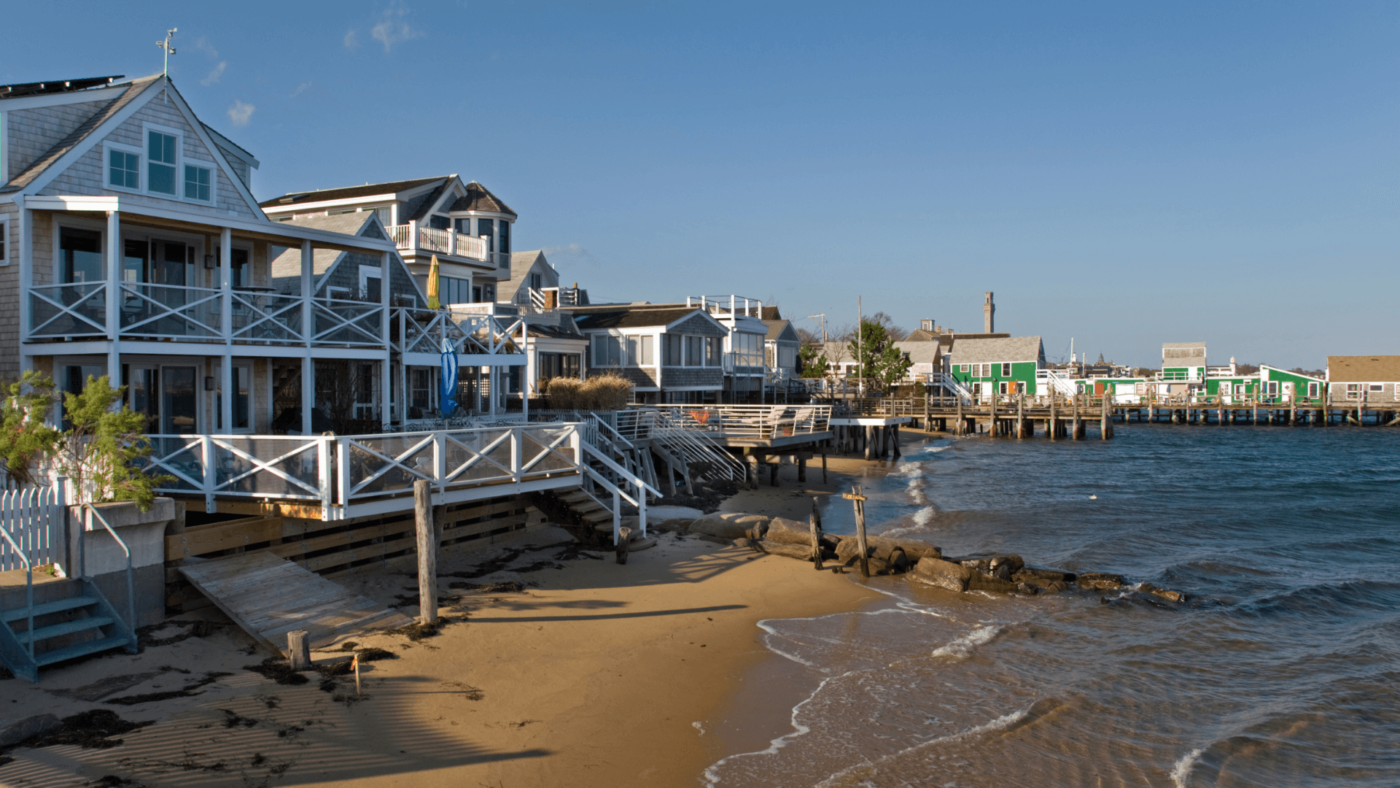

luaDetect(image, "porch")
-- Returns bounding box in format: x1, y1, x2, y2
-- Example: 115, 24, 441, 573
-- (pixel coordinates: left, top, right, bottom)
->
651, 404, 832, 448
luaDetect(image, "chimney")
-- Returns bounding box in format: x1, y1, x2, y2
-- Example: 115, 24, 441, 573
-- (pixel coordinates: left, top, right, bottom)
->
983, 292, 995, 333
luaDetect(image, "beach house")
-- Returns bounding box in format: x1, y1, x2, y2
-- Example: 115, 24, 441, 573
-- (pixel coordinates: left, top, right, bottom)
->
946, 336, 1045, 399
496, 250, 588, 400
1326, 356, 1400, 404
1259, 364, 1325, 402
261, 175, 515, 305
569, 303, 729, 404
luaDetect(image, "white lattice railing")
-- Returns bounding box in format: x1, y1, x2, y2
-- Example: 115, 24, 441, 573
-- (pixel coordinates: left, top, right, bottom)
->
230, 290, 305, 344
119, 283, 223, 340
652, 404, 832, 439
142, 424, 583, 519
394, 307, 525, 357
313, 297, 382, 346
28, 282, 109, 338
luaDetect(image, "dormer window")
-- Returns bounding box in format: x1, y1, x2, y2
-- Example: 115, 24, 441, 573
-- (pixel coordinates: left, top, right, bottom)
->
147, 130, 178, 195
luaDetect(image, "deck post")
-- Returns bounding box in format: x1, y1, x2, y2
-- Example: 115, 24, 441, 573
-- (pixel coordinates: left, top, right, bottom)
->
809, 498, 824, 570
1049, 397, 1057, 441
219, 228, 234, 435
1017, 396, 1025, 439
956, 399, 964, 436
1072, 394, 1081, 440
891, 424, 901, 458
287, 630, 311, 670
1101, 393, 1111, 439
853, 486, 870, 578
797, 457, 806, 482
989, 396, 998, 439
414, 480, 438, 625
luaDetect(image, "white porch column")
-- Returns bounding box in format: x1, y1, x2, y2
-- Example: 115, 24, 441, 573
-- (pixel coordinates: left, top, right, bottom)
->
17, 198, 33, 374
396, 307, 407, 425
521, 323, 529, 422
380, 250, 392, 429
301, 240, 314, 435
105, 211, 121, 384
220, 229, 233, 433
489, 366, 498, 417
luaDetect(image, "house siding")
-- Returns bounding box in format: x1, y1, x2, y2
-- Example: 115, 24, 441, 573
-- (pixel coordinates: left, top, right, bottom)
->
668, 314, 726, 337
661, 368, 723, 388
952, 359, 1038, 393
0, 202, 17, 380
38, 89, 258, 220
5, 100, 112, 182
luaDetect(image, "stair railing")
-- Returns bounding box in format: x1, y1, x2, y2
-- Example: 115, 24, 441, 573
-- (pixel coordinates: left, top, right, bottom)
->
79, 504, 136, 631
0, 526, 34, 659
580, 442, 662, 543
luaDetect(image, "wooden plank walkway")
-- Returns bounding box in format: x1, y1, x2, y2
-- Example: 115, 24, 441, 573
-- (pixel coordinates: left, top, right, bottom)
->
179, 552, 413, 655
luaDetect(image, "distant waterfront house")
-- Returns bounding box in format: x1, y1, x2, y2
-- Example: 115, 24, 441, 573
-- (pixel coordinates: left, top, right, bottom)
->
1258, 365, 1326, 402
1161, 342, 1207, 383
499, 250, 588, 311
261, 176, 515, 305
570, 304, 728, 404
763, 317, 801, 382
947, 336, 1045, 399
1326, 356, 1400, 403
893, 340, 945, 383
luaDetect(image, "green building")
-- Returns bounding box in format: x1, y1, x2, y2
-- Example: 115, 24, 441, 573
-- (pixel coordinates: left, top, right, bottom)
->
1161, 342, 1207, 382
1260, 364, 1326, 403
949, 336, 1045, 399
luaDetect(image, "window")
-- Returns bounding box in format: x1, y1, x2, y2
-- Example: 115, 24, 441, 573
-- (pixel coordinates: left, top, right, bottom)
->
1308, 382, 1320, 398
685, 336, 703, 367
959, 364, 968, 373
540, 353, 581, 381
108, 149, 139, 189
624, 335, 653, 366
1267, 381, 1280, 395
229, 248, 249, 288
999, 381, 1008, 395
1368, 384, 1384, 393
0, 216, 6, 265
60, 227, 103, 283
707, 337, 721, 366
359, 266, 382, 302
499, 221, 510, 255
184, 164, 211, 202
529, 273, 543, 291
592, 335, 621, 367
477, 218, 494, 251
1001, 363, 1012, 377
482, 284, 495, 302
411, 369, 434, 414
1345, 383, 1360, 399
147, 130, 177, 195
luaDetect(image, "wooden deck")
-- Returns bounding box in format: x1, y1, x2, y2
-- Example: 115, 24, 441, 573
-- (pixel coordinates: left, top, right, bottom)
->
179, 552, 413, 655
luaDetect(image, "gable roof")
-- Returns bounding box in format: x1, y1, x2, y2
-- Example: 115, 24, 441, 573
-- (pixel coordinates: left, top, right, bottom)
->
1327, 355, 1400, 382
1, 74, 162, 193
948, 336, 1043, 365
448, 181, 516, 218
574, 307, 717, 331
763, 319, 797, 342
269, 213, 378, 284
895, 340, 943, 364
498, 250, 551, 302
260, 176, 448, 207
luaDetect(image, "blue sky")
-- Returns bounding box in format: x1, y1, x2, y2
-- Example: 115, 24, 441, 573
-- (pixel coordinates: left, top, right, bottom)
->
5, 1, 1396, 368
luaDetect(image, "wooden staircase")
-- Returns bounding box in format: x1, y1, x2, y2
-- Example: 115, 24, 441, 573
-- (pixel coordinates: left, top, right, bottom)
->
0, 579, 138, 684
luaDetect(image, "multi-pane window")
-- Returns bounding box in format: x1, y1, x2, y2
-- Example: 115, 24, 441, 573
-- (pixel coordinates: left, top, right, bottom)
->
108, 149, 139, 189
685, 336, 703, 367
623, 336, 653, 366
477, 219, 494, 251
1308, 382, 1320, 398
0, 219, 6, 263
664, 335, 684, 366
592, 335, 622, 367
1001, 362, 1012, 377
147, 131, 177, 195
411, 369, 433, 414
499, 221, 510, 255
60, 227, 103, 283
429, 215, 450, 231
184, 165, 211, 202
539, 353, 581, 381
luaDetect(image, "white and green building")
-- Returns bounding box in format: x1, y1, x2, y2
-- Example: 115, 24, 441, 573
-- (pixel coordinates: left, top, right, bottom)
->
948, 336, 1045, 399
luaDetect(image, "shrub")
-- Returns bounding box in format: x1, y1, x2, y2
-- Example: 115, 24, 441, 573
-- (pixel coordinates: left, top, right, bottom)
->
542, 375, 632, 411
545, 378, 584, 410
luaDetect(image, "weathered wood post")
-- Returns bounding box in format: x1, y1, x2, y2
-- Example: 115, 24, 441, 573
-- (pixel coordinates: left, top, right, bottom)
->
891, 424, 901, 458
809, 498, 824, 571
821, 452, 828, 483
1252, 396, 1258, 426
287, 630, 311, 671
797, 456, 807, 483
1049, 396, 1057, 441
989, 394, 998, 439
1017, 395, 1025, 439
845, 487, 870, 578
956, 398, 964, 436
414, 479, 438, 625
864, 427, 873, 461
1101, 390, 1112, 439
1072, 394, 1081, 440
616, 526, 632, 564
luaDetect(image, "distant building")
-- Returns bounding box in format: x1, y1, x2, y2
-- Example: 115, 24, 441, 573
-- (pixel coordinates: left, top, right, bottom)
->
1161, 342, 1207, 383
1326, 356, 1400, 403
947, 336, 1045, 398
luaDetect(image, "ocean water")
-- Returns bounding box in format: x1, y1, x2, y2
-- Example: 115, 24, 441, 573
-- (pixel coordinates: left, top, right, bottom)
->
704, 426, 1400, 787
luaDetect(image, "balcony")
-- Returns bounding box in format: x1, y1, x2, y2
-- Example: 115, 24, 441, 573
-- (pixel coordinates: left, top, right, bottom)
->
686, 295, 764, 318
386, 223, 488, 262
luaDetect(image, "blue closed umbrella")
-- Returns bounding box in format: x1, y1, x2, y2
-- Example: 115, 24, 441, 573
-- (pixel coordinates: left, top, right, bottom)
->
439, 337, 459, 419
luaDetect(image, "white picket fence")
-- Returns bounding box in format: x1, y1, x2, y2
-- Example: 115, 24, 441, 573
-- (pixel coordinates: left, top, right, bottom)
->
0, 485, 66, 573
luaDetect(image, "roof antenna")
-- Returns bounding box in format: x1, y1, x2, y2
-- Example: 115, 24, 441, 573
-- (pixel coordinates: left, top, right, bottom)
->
157, 28, 177, 101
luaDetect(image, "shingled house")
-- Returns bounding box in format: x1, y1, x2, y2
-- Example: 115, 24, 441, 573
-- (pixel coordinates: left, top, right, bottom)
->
1327, 356, 1400, 404
261, 175, 515, 305
569, 304, 728, 404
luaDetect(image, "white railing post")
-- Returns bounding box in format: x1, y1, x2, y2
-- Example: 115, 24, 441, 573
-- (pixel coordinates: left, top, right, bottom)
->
200, 435, 217, 512
612, 488, 621, 546
318, 435, 334, 518
434, 430, 447, 490
511, 426, 521, 484
636, 479, 647, 537
337, 437, 352, 512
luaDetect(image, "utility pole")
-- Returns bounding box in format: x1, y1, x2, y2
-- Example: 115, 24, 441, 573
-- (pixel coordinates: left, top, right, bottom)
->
856, 296, 864, 398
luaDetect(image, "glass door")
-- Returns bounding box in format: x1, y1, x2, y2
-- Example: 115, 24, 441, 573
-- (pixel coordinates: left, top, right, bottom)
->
154, 240, 191, 336
160, 366, 198, 435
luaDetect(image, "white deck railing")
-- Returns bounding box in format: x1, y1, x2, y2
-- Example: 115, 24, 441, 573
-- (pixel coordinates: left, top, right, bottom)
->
652, 404, 831, 440
141, 424, 582, 519
394, 307, 525, 357
28, 282, 108, 338
686, 295, 764, 318
387, 223, 488, 261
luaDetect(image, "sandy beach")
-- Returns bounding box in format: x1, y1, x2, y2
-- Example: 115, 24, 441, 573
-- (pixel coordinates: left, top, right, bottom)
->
0, 432, 941, 788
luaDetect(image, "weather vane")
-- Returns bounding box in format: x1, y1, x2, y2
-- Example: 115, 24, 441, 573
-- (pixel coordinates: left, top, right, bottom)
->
157, 28, 177, 78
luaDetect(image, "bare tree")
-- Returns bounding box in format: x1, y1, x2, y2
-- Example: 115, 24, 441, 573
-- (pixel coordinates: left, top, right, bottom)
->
868, 311, 909, 342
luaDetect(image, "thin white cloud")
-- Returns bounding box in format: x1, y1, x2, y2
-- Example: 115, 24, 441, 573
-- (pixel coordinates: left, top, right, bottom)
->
227, 100, 255, 127
372, 1, 424, 53
291, 80, 314, 97
542, 243, 601, 266
201, 61, 227, 86
193, 37, 219, 60
344, 28, 360, 51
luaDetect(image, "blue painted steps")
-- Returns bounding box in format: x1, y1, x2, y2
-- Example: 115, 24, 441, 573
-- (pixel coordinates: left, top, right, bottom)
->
0, 580, 138, 684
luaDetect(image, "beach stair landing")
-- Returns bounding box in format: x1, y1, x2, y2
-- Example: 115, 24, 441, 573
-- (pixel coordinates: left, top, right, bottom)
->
0, 577, 138, 683
178, 552, 413, 656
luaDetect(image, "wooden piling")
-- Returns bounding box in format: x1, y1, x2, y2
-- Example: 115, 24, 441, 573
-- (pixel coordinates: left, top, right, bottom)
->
821, 452, 828, 483
797, 456, 807, 483
809, 498, 824, 571
1049, 397, 1057, 441
845, 487, 870, 579
989, 396, 998, 439
287, 630, 310, 671
414, 480, 438, 624
616, 526, 631, 564
956, 399, 964, 436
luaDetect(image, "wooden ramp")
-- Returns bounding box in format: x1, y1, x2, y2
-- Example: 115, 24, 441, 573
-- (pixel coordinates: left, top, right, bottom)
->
179, 552, 414, 655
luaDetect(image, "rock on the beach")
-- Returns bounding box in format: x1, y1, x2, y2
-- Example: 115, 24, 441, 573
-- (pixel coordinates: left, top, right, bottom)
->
967, 571, 1018, 594
651, 518, 696, 534
647, 505, 705, 522
755, 541, 819, 561
0, 714, 62, 747
1077, 572, 1126, 591
888, 547, 910, 574
764, 517, 840, 549
732, 537, 756, 550
689, 513, 771, 541
1014, 567, 1077, 584
836, 536, 941, 566
910, 556, 972, 592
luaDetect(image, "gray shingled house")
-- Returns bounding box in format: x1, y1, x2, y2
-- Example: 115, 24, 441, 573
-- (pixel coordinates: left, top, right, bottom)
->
570, 304, 729, 404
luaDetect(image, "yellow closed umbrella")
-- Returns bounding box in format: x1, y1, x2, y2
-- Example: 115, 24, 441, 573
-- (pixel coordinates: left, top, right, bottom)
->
427, 255, 441, 309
